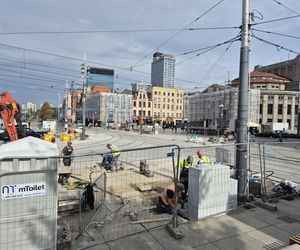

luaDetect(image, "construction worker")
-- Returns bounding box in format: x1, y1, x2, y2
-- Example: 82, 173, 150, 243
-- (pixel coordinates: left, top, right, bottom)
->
179, 155, 193, 204
197, 150, 211, 165
157, 183, 184, 214
107, 144, 121, 171
61, 141, 74, 166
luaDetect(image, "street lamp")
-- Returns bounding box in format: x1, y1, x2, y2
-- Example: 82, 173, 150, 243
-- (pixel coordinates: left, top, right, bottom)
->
219, 104, 225, 137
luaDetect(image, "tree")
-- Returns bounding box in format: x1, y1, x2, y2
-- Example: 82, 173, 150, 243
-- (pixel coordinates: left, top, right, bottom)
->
39, 102, 55, 121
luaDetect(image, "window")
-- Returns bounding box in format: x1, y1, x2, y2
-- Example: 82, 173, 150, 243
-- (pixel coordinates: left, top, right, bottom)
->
267, 118, 272, 122
167, 105, 170, 109
287, 119, 291, 127
163, 113, 165, 117
133, 101, 136, 107
287, 104, 291, 115
133, 110, 136, 116
148, 102, 151, 108
143, 102, 146, 107
148, 111, 150, 116
268, 104, 273, 114
163, 92, 165, 96
260, 104, 263, 114
295, 105, 299, 115
154, 112, 156, 116
163, 104, 165, 108
172, 93, 174, 97
154, 104, 157, 108
278, 104, 283, 115
278, 119, 282, 122
168, 93, 170, 96
158, 104, 160, 108
139, 110, 142, 116
139, 102, 142, 107
154, 91, 157, 95
143, 111, 146, 116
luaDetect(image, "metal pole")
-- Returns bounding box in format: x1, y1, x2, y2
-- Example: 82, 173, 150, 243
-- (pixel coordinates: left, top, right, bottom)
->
235, 0, 250, 199
81, 53, 87, 140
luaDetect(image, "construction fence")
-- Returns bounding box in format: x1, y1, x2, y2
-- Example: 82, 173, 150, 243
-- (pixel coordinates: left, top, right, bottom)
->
1, 142, 300, 249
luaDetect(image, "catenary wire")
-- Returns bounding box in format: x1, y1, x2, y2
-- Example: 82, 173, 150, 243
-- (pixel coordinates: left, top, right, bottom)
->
252, 14, 300, 26
129, 0, 227, 68
197, 39, 237, 86
271, 0, 299, 15
252, 28, 300, 40
0, 56, 79, 73
0, 26, 239, 35
251, 32, 300, 54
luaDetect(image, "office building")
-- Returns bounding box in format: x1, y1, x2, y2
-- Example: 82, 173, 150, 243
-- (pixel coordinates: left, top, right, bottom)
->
254, 55, 300, 91
151, 52, 175, 88
87, 67, 114, 90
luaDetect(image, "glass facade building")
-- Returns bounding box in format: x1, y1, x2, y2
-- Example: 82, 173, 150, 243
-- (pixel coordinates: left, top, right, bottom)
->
87, 67, 114, 89
151, 52, 175, 88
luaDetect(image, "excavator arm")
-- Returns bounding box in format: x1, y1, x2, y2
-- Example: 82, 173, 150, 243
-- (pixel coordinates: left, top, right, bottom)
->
0, 91, 20, 141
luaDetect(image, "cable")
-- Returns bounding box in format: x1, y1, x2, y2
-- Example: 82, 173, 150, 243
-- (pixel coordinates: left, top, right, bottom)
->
197, 39, 236, 86
0, 62, 79, 78
252, 28, 300, 40
0, 42, 211, 85
0, 78, 62, 92
251, 32, 300, 54
0, 67, 68, 83
0, 56, 79, 73
0, 26, 239, 35
176, 35, 240, 65
129, 0, 227, 68
272, 0, 299, 15
252, 14, 300, 26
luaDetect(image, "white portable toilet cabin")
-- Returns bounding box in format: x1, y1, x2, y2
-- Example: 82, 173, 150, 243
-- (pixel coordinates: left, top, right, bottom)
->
0, 137, 59, 250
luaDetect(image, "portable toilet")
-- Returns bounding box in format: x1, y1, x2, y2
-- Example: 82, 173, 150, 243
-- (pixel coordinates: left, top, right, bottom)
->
0, 136, 59, 250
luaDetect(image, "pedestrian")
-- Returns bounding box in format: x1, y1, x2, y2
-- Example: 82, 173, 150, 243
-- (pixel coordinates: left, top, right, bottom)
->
179, 155, 193, 204
197, 150, 211, 165
278, 131, 283, 142
61, 141, 74, 166
156, 183, 184, 214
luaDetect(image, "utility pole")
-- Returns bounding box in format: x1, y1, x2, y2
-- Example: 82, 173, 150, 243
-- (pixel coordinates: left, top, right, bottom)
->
81, 53, 89, 140
236, 0, 250, 199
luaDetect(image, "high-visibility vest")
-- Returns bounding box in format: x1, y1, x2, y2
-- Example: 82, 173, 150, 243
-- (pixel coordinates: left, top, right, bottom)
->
111, 145, 120, 157
199, 155, 210, 165
179, 159, 192, 171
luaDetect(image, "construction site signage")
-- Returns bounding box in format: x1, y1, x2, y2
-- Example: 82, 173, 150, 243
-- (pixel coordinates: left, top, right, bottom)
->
1, 182, 46, 200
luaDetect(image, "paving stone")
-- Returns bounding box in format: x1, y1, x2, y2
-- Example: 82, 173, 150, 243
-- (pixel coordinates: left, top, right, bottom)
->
243, 207, 283, 225
228, 210, 269, 229
246, 225, 291, 248
150, 224, 209, 250
188, 214, 256, 241
108, 232, 164, 250
193, 243, 220, 250
213, 234, 266, 250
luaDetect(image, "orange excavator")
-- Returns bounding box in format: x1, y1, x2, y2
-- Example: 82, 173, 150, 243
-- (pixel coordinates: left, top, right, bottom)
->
0, 91, 24, 141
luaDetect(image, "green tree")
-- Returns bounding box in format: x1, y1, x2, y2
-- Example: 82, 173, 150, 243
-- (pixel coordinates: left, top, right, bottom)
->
39, 102, 55, 121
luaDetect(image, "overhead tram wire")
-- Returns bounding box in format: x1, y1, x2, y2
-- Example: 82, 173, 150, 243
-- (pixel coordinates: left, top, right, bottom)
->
252, 14, 300, 26
272, 0, 299, 15
0, 67, 69, 83
0, 56, 79, 73
197, 39, 237, 86
252, 28, 300, 40
176, 34, 241, 66
251, 32, 300, 54
0, 43, 207, 85
129, 0, 227, 68
0, 62, 80, 78
0, 26, 239, 35
0, 77, 63, 91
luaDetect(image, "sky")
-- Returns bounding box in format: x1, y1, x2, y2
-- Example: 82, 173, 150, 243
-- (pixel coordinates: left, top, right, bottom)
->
0, 0, 299, 106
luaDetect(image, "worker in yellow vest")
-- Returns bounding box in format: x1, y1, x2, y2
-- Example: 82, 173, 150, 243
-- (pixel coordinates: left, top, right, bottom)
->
107, 144, 121, 171
179, 155, 193, 204
197, 150, 211, 165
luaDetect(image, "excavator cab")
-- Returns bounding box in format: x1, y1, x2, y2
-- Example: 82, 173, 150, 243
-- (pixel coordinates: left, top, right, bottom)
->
0, 91, 25, 141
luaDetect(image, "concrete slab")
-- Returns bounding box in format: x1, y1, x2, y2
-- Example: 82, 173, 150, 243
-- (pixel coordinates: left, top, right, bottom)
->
243, 207, 283, 225
213, 233, 266, 250
150, 224, 209, 250
275, 221, 300, 234
188, 214, 256, 241
246, 225, 291, 249
107, 232, 164, 250
193, 243, 220, 250
228, 209, 269, 229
